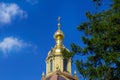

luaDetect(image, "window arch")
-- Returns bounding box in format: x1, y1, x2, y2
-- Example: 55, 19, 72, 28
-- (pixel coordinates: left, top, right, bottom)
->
50, 59, 53, 72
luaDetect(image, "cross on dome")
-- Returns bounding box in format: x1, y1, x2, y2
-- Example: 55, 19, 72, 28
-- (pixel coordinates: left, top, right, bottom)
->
58, 16, 61, 29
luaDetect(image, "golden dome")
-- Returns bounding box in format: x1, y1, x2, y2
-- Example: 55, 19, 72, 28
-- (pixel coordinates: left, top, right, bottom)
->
54, 29, 64, 40
54, 16, 64, 40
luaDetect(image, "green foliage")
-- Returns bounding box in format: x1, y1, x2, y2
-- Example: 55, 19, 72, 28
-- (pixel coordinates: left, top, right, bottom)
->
63, 0, 120, 80
62, 48, 73, 60
62, 43, 81, 60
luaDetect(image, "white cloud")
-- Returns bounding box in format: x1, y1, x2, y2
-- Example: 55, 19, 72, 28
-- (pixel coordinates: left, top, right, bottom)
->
0, 3, 27, 24
0, 37, 28, 53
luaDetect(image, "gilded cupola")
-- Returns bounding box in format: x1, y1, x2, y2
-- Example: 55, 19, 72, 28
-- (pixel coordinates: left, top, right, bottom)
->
54, 16, 64, 47
42, 17, 78, 80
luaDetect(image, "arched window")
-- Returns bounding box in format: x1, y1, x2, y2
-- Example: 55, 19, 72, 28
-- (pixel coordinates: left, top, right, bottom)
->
50, 59, 53, 72
63, 59, 68, 71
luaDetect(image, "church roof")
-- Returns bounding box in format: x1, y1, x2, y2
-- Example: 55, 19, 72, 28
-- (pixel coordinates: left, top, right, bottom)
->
45, 74, 66, 80
43, 70, 78, 80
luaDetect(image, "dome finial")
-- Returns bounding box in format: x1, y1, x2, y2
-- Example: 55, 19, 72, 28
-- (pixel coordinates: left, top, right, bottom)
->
58, 16, 61, 29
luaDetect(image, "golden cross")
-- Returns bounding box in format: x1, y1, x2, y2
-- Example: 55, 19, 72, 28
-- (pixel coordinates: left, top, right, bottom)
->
58, 16, 61, 29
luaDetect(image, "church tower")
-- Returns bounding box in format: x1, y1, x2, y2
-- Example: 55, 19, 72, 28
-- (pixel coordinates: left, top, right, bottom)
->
42, 17, 78, 80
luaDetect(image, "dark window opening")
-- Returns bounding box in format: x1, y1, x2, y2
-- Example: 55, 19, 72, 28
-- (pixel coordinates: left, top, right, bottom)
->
50, 60, 53, 72
63, 59, 68, 71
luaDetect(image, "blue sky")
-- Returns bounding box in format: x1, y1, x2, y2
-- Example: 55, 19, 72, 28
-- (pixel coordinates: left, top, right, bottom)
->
0, 0, 110, 80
